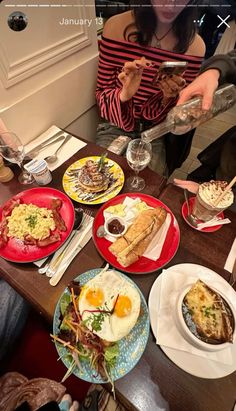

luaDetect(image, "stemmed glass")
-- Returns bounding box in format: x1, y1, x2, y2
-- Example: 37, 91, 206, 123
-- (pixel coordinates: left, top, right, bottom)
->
0, 131, 34, 184
126, 139, 152, 191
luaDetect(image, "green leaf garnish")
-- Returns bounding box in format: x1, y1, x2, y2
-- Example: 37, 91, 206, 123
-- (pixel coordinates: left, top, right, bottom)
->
104, 344, 119, 368
60, 294, 71, 316
98, 152, 108, 172
25, 214, 38, 228
83, 310, 109, 332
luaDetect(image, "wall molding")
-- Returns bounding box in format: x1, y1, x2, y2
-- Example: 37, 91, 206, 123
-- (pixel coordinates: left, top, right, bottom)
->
0, 27, 91, 88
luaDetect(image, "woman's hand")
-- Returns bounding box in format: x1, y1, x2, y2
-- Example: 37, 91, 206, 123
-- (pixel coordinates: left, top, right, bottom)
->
156, 74, 187, 104
177, 69, 220, 110
118, 57, 152, 102
173, 178, 199, 194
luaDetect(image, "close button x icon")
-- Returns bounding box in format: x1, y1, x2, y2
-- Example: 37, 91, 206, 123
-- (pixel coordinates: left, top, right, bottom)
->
217, 15, 231, 28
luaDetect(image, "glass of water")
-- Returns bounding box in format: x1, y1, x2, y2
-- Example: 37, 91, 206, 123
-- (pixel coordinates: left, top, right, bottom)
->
126, 139, 152, 191
0, 131, 34, 184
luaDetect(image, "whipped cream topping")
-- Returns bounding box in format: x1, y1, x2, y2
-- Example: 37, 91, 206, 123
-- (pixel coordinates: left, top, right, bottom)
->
198, 180, 234, 208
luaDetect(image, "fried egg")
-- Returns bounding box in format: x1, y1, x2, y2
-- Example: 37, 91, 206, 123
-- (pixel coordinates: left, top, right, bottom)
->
78, 270, 141, 341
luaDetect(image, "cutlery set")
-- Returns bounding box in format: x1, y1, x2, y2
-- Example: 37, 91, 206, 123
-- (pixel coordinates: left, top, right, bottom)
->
39, 210, 93, 286
27, 132, 70, 164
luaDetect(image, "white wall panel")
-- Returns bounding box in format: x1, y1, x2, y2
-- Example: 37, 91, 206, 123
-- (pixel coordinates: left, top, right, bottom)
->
0, 0, 99, 143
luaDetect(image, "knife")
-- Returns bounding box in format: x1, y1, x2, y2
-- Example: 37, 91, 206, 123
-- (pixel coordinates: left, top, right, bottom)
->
45, 213, 90, 277
49, 219, 93, 286
26, 130, 68, 157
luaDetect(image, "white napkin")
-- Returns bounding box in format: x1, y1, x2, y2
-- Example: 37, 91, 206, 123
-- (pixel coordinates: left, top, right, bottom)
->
34, 256, 47, 268
224, 237, 236, 274
25, 125, 87, 171
143, 214, 171, 260
103, 197, 141, 242
49, 217, 94, 286
197, 217, 231, 230
156, 269, 234, 365
103, 196, 171, 261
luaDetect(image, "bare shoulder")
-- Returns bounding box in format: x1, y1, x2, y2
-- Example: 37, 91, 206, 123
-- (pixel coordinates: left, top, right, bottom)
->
186, 34, 206, 57
102, 11, 134, 41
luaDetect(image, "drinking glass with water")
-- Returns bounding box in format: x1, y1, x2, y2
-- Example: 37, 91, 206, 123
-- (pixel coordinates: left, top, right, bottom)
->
0, 131, 34, 184
126, 139, 152, 191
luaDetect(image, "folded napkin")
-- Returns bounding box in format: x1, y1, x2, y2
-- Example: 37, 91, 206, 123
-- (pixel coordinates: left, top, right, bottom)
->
25, 125, 87, 171
49, 217, 94, 286
156, 269, 235, 365
143, 214, 171, 260
197, 217, 231, 229
224, 237, 236, 274
103, 197, 171, 261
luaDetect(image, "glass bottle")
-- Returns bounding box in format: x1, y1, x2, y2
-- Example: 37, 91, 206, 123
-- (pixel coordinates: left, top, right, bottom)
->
141, 84, 236, 142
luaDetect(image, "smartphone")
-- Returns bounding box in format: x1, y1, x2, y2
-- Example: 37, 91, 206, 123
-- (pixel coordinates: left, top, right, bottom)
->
152, 61, 188, 85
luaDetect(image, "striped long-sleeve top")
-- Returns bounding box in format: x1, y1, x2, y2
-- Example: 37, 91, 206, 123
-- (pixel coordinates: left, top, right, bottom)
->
96, 35, 203, 132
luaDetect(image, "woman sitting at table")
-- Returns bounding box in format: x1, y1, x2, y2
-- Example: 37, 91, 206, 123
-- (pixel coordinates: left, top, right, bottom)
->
95, 0, 205, 176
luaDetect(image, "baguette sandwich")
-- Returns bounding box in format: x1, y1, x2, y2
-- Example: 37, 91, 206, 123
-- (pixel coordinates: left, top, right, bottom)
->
109, 207, 167, 267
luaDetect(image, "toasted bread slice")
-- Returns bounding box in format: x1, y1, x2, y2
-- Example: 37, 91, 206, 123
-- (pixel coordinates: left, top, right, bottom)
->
117, 250, 139, 267
109, 207, 167, 267
109, 237, 129, 257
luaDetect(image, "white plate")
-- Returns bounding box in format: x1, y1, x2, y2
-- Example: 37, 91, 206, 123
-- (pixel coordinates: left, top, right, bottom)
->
148, 263, 236, 379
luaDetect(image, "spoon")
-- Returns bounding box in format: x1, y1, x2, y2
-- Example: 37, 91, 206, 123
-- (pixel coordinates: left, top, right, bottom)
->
97, 225, 106, 238
38, 208, 83, 274
44, 137, 69, 164
184, 189, 198, 228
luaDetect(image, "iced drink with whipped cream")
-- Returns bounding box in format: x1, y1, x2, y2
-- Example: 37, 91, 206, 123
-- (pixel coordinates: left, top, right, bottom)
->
192, 180, 234, 222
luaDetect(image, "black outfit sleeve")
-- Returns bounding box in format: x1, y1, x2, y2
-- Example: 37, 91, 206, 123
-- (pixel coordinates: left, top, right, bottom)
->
200, 50, 236, 85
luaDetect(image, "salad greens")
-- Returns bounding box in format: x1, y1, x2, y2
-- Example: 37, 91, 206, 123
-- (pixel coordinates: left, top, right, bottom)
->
51, 282, 119, 395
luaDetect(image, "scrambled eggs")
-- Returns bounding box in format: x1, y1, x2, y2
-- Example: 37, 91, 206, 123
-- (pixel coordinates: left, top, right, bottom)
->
7, 203, 55, 240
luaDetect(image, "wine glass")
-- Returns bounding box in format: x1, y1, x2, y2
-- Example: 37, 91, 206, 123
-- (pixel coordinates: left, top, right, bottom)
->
0, 131, 34, 184
126, 139, 152, 191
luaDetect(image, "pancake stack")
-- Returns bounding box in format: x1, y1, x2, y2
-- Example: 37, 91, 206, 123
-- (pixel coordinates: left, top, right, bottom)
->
77, 159, 110, 193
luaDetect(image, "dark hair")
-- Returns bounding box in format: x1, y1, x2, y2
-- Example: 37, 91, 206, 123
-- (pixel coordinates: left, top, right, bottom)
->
124, 0, 199, 53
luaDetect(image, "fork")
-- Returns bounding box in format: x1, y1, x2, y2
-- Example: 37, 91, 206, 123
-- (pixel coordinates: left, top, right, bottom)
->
45, 212, 92, 277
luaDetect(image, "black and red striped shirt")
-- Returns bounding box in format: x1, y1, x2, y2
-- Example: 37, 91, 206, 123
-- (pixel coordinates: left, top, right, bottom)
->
96, 35, 203, 132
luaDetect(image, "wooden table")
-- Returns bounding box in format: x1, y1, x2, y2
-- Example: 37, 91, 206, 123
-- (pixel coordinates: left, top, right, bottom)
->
114, 184, 236, 411
1, 141, 235, 411
0, 141, 165, 322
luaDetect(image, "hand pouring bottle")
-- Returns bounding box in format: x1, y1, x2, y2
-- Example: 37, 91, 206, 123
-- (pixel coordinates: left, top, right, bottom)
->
141, 84, 236, 142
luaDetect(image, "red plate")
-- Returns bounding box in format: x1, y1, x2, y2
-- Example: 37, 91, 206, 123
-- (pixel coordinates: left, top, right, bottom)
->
0, 187, 75, 263
182, 197, 224, 232
93, 193, 180, 274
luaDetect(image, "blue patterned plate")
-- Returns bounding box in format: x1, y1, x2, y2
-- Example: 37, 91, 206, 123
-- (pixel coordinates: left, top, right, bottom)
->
53, 268, 150, 383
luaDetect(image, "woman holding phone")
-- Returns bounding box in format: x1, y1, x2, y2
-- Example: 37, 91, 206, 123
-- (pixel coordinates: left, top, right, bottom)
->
96, 0, 205, 176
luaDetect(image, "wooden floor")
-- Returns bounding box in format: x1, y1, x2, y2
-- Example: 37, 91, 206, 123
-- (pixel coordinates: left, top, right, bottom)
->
169, 106, 236, 181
